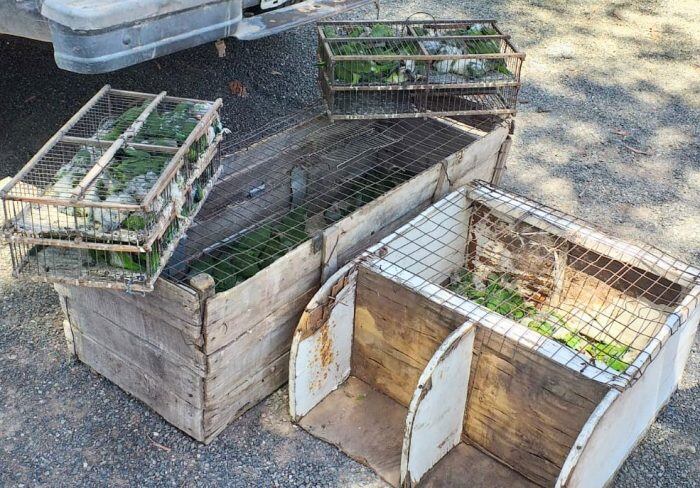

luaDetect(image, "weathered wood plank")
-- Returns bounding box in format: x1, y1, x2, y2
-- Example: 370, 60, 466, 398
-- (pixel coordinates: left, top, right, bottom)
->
69, 310, 205, 406
72, 330, 204, 441
203, 352, 290, 442
352, 268, 462, 407
299, 376, 407, 487
205, 240, 322, 352
56, 280, 202, 332
64, 291, 206, 367
206, 288, 316, 397
464, 329, 608, 487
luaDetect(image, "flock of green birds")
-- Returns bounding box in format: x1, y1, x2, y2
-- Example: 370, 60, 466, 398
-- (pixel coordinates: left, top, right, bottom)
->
188, 165, 416, 293
48, 101, 218, 276
325, 23, 510, 85
448, 271, 631, 372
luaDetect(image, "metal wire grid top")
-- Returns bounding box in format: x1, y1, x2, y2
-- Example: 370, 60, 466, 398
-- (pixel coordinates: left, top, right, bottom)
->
359, 181, 700, 389
1, 86, 222, 209
318, 19, 524, 87
162, 106, 507, 291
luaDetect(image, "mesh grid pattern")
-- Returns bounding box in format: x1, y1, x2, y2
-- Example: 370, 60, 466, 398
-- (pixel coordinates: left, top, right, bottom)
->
162, 106, 507, 292
360, 181, 700, 388
318, 19, 524, 120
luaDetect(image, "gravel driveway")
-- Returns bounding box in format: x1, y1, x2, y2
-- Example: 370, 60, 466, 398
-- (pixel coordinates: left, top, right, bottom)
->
1, 0, 698, 486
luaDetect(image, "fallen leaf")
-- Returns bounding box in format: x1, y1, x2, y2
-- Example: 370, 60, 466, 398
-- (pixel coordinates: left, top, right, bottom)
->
215, 39, 226, 58
228, 80, 248, 98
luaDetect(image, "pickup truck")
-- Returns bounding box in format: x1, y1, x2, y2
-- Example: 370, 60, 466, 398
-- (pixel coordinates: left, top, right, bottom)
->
0, 0, 370, 73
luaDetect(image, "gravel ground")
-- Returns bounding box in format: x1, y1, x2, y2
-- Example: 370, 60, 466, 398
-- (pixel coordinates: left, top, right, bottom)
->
1, 0, 698, 486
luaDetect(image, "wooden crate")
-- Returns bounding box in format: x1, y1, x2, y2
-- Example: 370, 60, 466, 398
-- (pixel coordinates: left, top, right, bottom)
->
1, 85, 223, 292
289, 182, 700, 487
55, 113, 512, 443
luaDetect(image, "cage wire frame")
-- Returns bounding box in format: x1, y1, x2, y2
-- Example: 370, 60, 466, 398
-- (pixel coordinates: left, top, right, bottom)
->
353, 181, 700, 389
0, 85, 224, 291
162, 104, 511, 293
318, 19, 525, 120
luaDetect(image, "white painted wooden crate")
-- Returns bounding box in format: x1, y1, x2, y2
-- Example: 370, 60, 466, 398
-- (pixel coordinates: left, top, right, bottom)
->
289, 182, 700, 487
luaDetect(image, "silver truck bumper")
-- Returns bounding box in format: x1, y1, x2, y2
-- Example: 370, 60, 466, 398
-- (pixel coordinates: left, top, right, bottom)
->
42, 0, 370, 74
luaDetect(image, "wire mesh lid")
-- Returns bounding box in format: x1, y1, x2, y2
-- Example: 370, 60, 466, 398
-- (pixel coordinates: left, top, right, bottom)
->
1, 86, 223, 210
361, 180, 700, 389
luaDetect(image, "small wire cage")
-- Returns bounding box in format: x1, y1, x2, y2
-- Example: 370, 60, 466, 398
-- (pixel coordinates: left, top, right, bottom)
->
363, 181, 700, 388
1, 85, 224, 291
318, 19, 525, 120
162, 106, 509, 293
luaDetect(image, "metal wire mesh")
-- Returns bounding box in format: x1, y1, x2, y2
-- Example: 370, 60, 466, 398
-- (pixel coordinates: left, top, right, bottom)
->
360, 181, 700, 388
162, 106, 507, 292
318, 19, 524, 120
1, 86, 223, 291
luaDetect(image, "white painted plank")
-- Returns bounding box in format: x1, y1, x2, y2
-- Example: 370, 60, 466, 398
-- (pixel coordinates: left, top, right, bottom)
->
401, 321, 476, 486
289, 264, 357, 420
558, 296, 700, 487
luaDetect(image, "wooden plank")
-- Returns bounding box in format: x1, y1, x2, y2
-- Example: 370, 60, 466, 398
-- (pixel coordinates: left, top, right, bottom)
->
205, 239, 322, 352
352, 268, 462, 407
401, 321, 476, 487
70, 313, 205, 407
72, 330, 204, 441
446, 125, 509, 189
290, 269, 357, 419
463, 328, 608, 487
65, 293, 205, 370
468, 182, 700, 287
206, 288, 316, 397
55, 280, 202, 333
421, 442, 538, 488
203, 352, 290, 442
299, 376, 407, 487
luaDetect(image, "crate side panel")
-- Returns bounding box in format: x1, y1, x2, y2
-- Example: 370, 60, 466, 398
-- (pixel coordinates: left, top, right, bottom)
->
464, 328, 609, 487
206, 288, 317, 396
562, 300, 700, 487
72, 326, 205, 441
203, 352, 290, 442
205, 240, 322, 353
352, 268, 464, 408
57, 283, 205, 367
68, 308, 205, 408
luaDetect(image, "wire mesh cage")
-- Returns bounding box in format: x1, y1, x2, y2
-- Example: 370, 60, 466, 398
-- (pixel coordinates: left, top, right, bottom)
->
363, 181, 700, 388
318, 19, 525, 120
1, 85, 224, 291
162, 106, 510, 294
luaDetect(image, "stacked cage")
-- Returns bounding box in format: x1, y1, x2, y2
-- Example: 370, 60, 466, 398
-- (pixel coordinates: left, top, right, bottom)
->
318, 19, 524, 120
0, 85, 224, 291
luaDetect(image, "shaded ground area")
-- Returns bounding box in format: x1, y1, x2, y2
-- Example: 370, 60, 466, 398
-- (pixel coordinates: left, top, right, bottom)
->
1, 0, 698, 486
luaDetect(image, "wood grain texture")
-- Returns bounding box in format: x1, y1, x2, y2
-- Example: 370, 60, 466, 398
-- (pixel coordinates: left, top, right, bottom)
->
299, 376, 407, 487
352, 268, 463, 407
464, 329, 608, 487
421, 442, 537, 488
72, 329, 204, 441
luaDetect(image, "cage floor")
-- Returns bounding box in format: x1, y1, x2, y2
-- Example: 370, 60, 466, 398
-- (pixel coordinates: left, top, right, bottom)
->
300, 376, 534, 487
421, 443, 537, 488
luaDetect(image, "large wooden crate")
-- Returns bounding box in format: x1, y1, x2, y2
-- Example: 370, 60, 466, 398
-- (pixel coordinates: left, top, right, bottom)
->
55, 112, 512, 442
289, 182, 700, 487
